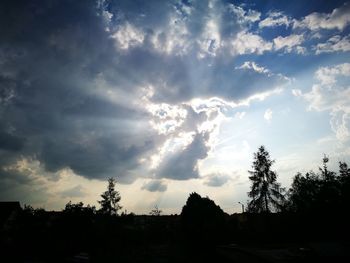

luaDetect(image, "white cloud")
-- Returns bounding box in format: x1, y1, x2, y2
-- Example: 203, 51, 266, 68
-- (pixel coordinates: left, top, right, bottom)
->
230, 31, 273, 55
292, 89, 302, 97
315, 35, 350, 54
111, 22, 145, 50
295, 46, 307, 54
311, 32, 323, 39
238, 87, 284, 106
304, 83, 350, 112
236, 61, 270, 74
151, 13, 191, 56
330, 110, 350, 141
273, 34, 305, 53
315, 63, 350, 86
147, 102, 187, 135
259, 11, 291, 28
293, 3, 350, 31
264, 108, 273, 121
228, 4, 261, 24
234, 111, 246, 119
304, 84, 350, 140
146, 97, 233, 180
235, 61, 291, 86
197, 3, 261, 58
301, 63, 350, 141
197, 19, 221, 58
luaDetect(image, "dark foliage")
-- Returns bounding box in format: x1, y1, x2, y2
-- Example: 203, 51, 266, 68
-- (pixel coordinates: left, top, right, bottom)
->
181, 192, 228, 244
339, 161, 350, 207
287, 156, 350, 214
64, 201, 96, 215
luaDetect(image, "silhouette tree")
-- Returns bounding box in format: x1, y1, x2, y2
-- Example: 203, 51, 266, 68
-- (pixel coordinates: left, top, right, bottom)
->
181, 192, 227, 243
287, 157, 350, 213
181, 192, 227, 226
319, 155, 336, 181
339, 161, 350, 212
317, 155, 340, 211
247, 146, 285, 213
339, 161, 350, 182
287, 171, 321, 212
64, 201, 96, 215
149, 205, 162, 216
64, 201, 84, 213
98, 178, 122, 215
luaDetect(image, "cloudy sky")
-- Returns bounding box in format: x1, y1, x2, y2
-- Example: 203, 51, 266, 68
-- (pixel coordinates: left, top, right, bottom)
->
1, 0, 350, 214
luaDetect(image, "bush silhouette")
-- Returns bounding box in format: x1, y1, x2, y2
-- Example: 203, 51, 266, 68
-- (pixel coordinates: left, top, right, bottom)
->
181, 192, 227, 244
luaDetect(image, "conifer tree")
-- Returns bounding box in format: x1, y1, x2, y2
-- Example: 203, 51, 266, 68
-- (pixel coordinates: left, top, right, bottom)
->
98, 178, 122, 215
247, 146, 285, 213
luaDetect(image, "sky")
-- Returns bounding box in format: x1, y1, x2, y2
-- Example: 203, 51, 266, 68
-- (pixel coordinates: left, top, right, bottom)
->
0, 0, 350, 214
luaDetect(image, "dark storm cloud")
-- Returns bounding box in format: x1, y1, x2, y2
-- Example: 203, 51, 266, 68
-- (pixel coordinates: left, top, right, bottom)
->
141, 180, 167, 192
0, 131, 25, 152
0, 157, 54, 204
0, 0, 289, 192
156, 132, 210, 180
204, 173, 231, 187
0, 178, 51, 205
0, 0, 159, 184
39, 135, 154, 181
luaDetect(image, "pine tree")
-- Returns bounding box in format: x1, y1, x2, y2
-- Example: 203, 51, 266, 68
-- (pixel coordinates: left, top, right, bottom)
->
98, 178, 122, 215
247, 146, 285, 213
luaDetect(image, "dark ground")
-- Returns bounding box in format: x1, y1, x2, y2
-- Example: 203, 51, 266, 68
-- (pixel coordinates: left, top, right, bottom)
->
1, 210, 350, 262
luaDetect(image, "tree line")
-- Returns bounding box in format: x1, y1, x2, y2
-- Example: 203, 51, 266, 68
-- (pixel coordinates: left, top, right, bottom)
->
5, 146, 350, 262
246, 145, 350, 214
22, 145, 350, 216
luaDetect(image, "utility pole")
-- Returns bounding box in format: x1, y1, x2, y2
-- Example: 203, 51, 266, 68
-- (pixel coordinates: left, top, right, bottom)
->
238, 202, 244, 213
